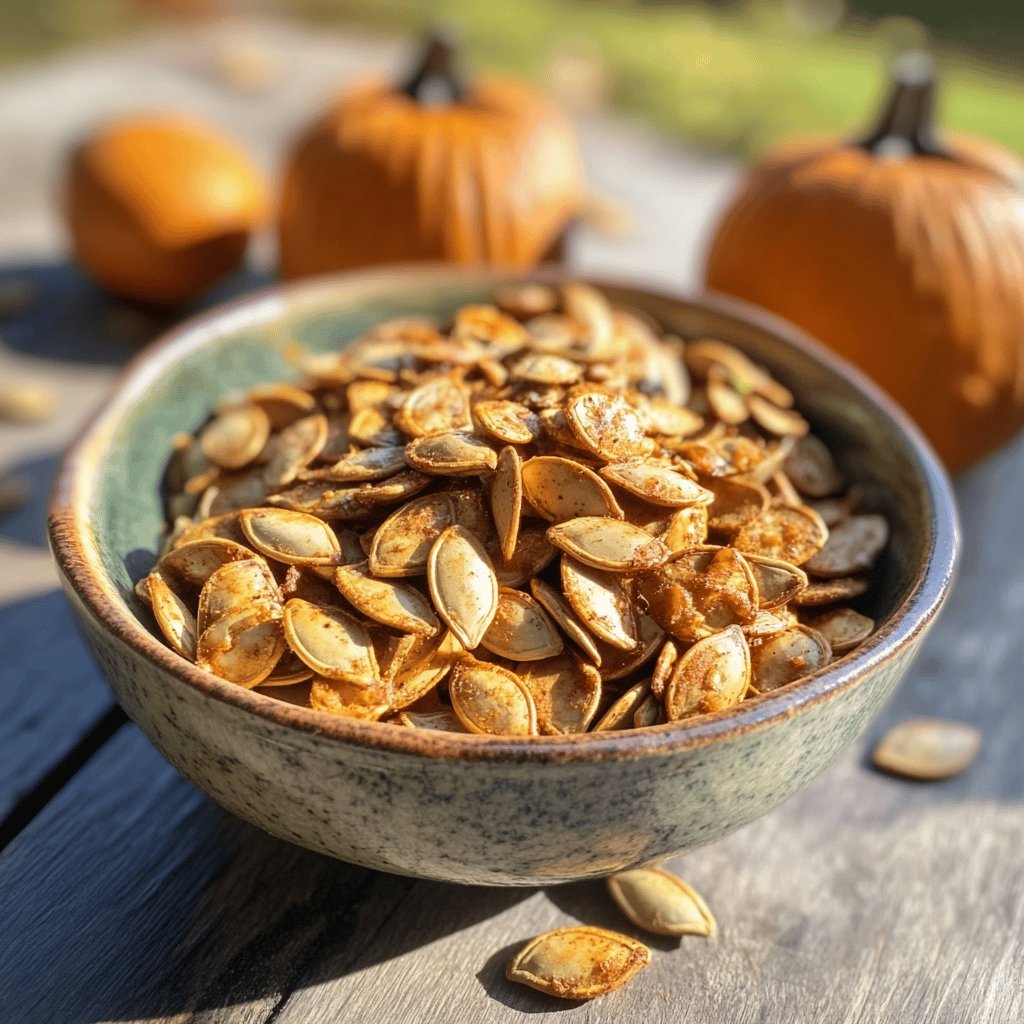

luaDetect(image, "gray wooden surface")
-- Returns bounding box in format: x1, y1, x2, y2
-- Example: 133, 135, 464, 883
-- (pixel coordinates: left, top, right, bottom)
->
0, 19, 1021, 1024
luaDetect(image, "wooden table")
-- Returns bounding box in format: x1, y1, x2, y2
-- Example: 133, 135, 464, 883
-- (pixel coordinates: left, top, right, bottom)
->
1, 20, 1021, 1024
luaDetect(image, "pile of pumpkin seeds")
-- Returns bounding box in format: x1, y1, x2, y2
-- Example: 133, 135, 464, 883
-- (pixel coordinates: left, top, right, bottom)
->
141, 282, 889, 734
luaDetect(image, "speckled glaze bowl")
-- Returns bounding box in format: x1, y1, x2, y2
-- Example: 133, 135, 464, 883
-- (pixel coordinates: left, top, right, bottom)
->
49, 268, 958, 885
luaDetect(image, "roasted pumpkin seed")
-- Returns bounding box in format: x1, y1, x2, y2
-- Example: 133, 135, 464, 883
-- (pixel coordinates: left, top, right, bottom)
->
871, 718, 981, 780
196, 602, 285, 688
607, 867, 717, 937
157, 537, 255, 589
529, 576, 602, 664
521, 455, 623, 523
334, 563, 440, 636
427, 525, 499, 649
734, 504, 829, 566
547, 517, 670, 573
199, 404, 270, 470
561, 556, 636, 650
506, 926, 650, 1001
197, 557, 280, 635
309, 676, 391, 720
406, 431, 498, 476
282, 598, 379, 685
240, 507, 340, 566
481, 588, 564, 661
147, 571, 198, 660
804, 607, 874, 653
784, 434, 844, 497
750, 625, 831, 692
368, 493, 455, 577
565, 390, 648, 462
665, 625, 750, 720
791, 575, 870, 606
491, 446, 523, 561
803, 514, 889, 577
394, 376, 472, 437
516, 653, 602, 734
594, 680, 650, 731
473, 399, 541, 444
448, 656, 538, 736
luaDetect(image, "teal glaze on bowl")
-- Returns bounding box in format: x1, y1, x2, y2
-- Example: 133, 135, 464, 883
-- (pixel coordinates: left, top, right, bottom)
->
50, 268, 959, 885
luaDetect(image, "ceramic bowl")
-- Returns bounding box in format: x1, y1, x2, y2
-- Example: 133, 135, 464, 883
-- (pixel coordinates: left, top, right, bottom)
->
49, 267, 958, 885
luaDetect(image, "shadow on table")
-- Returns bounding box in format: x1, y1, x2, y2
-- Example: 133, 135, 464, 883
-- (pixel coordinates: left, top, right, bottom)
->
86, 803, 535, 1024
0, 259, 270, 366
0, 448, 62, 549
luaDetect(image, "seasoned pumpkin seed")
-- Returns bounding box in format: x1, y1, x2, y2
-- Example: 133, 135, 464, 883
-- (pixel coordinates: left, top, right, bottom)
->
405, 431, 498, 476
307, 446, 407, 483
517, 653, 602, 734
561, 556, 636, 650
397, 708, 467, 731
805, 607, 874, 653
665, 625, 750, 720
427, 525, 499, 649
197, 557, 280, 635
734, 504, 829, 565
506, 926, 650, 1001
394, 376, 472, 437
157, 537, 255, 589
200, 404, 270, 470
529, 577, 602, 664
473, 399, 542, 444
637, 546, 759, 642
521, 456, 623, 523
607, 867, 717, 937
491, 446, 523, 562
147, 571, 197, 660
368, 493, 455, 577
334, 563, 440, 636
547, 517, 670, 573
791, 575, 870, 606
803, 514, 889, 577
282, 598, 379, 685
481, 588, 563, 662
784, 434, 844, 497
196, 602, 285, 688
240, 507, 340, 566
448, 657, 538, 736
600, 462, 714, 508
871, 718, 981, 780
594, 681, 650, 731
565, 390, 648, 462
309, 676, 391, 720
262, 413, 328, 487
750, 625, 831, 692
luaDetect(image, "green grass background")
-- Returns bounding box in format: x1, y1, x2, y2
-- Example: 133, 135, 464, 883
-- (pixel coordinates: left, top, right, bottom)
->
3, 0, 1023, 159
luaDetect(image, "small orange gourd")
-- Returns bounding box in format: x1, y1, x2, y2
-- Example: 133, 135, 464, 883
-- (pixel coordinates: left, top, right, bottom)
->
278, 30, 584, 277
705, 55, 1024, 471
66, 115, 268, 306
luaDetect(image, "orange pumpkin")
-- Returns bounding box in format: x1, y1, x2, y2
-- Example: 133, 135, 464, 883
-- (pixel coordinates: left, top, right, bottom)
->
278, 31, 584, 277
705, 55, 1024, 471
66, 115, 268, 306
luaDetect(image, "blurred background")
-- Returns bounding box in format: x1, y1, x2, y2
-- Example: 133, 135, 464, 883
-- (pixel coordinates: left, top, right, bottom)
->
4, 0, 1023, 154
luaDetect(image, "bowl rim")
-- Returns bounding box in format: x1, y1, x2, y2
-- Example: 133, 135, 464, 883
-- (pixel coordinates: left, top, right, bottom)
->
49, 265, 960, 764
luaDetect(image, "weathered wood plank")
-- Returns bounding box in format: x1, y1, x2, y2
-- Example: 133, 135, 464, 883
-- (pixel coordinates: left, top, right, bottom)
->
0, 726, 401, 1024
0, 589, 118, 827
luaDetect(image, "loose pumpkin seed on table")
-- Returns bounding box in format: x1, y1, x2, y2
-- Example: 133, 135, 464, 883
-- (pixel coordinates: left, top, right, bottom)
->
148, 283, 891, 733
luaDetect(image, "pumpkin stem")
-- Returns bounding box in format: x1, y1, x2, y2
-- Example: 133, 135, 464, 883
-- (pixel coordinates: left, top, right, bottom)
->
401, 26, 466, 106
859, 52, 951, 159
